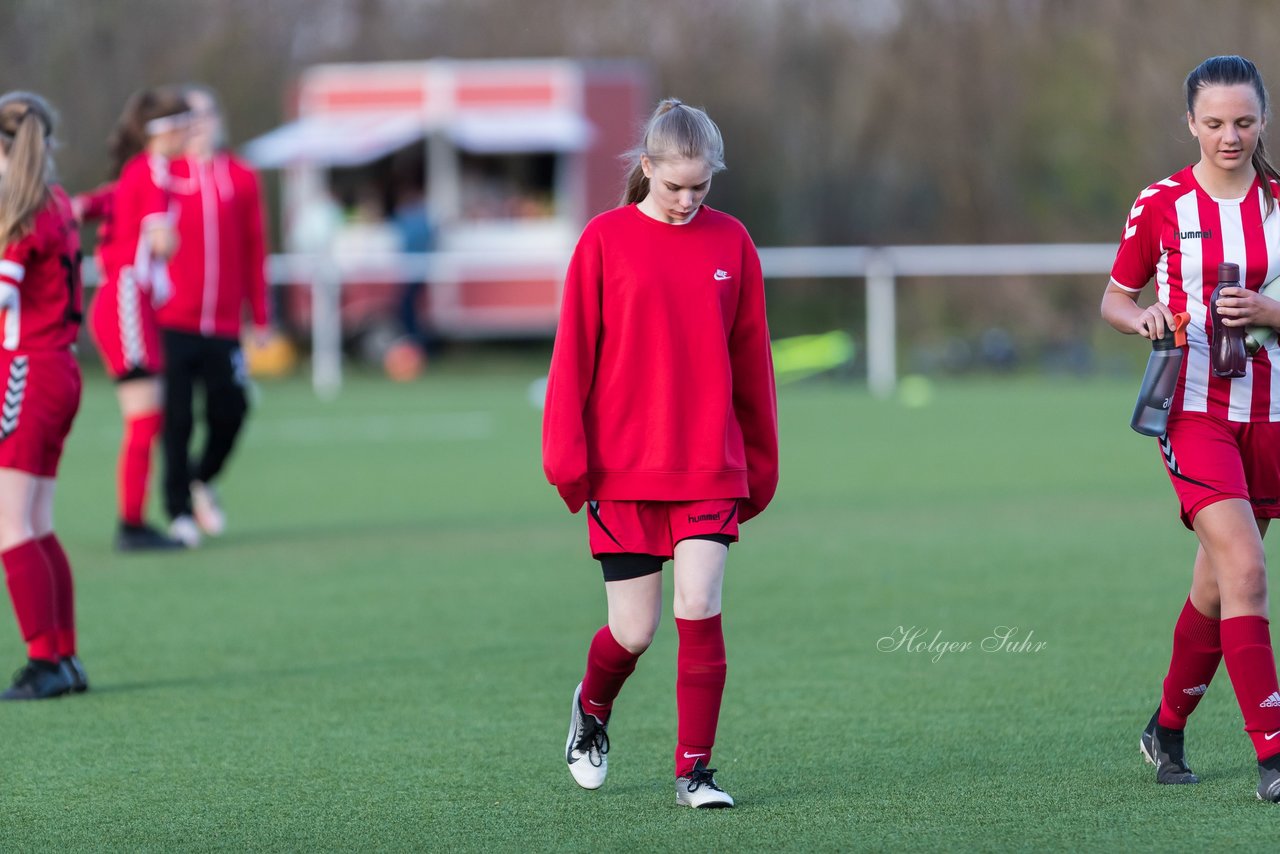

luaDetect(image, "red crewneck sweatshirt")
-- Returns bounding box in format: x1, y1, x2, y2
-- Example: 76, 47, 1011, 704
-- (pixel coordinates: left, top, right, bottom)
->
542, 204, 778, 523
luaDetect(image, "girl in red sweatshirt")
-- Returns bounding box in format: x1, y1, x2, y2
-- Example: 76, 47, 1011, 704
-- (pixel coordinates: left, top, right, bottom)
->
543, 99, 778, 808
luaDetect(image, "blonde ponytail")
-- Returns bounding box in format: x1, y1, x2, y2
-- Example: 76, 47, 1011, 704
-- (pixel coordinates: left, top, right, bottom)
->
0, 92, 56, 253
620, 98, 725, 206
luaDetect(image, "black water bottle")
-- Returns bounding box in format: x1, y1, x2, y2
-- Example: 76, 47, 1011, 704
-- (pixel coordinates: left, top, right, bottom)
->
1211, 262, 1248, 378
1131, 312, 1189, 437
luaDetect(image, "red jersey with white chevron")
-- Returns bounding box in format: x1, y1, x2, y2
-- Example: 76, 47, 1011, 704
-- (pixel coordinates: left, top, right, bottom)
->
0, 186, 82, 352
1111, 165, 1280, 422
99, 153, 173, 302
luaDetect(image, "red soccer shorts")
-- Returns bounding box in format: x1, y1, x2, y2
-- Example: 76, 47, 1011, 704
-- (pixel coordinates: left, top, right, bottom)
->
587, 498, 740, 559
89, 273, 163, 379
1159, 411, 1280, 529
0, 350, 81, 477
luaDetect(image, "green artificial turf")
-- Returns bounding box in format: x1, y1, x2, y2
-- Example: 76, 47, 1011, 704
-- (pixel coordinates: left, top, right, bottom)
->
1, 366, 1278, 851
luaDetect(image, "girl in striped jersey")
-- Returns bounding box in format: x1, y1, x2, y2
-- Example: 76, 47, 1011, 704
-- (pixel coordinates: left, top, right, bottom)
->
84, 87, 190, 551
0, 92, 87, 698
1103, 55, 1280, 801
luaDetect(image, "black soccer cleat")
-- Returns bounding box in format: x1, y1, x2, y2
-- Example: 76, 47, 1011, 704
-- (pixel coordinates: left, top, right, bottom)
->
1, 658, 72, 700
115, 522, 185, 552
1140, 709, 1199, 784
60, 655, 88, 694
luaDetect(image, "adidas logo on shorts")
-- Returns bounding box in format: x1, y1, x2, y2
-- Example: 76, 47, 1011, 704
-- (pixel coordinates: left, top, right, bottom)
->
1183, 684, 1208, 697
1261, 691, 1280, 709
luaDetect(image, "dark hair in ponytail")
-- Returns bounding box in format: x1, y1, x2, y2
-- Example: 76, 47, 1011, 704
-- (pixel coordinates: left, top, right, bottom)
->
1186, 55, 1280, 216
620, 98, 725, 206
107, 85, 190, 178
0, 91, 56, 253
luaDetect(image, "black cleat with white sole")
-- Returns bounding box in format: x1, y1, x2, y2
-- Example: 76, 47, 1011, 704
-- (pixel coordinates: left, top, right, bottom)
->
1140, 709, 1199, 784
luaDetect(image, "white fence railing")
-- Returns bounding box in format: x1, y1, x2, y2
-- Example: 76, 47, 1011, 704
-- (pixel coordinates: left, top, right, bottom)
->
85, 244, 1122, 398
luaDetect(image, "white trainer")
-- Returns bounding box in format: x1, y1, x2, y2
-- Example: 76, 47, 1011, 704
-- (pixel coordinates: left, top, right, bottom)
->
565, 682, 609, 789
169, 515, 202, 549
190, 481, 225, 536
676, 760, 735, 808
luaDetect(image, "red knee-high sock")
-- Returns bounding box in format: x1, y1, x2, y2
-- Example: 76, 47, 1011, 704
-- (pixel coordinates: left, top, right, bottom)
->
119, 411, 162, 526
37, 534, 74, 658
2, 540, 58, 662
1158, 598, 1222, 729
580, 625, 640, 722
675, 613, 727, 777
1220, 616, 1280, 760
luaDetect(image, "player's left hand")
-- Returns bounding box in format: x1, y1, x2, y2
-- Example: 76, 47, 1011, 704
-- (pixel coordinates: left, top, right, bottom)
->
251, 324, 273, 348
1215, 286, 1280, 327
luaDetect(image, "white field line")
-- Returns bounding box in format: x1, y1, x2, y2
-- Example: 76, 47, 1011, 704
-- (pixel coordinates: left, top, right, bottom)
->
85, 411, 496, 447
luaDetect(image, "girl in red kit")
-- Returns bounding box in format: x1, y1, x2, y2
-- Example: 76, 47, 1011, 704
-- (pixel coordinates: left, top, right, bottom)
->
85, 87, 190, 551
544, 99, 778, 808
1102, 55, 1280, 801
0, 92, 87, 699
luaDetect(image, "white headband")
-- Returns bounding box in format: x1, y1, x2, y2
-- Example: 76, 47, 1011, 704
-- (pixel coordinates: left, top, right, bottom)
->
145, 112, 193, 136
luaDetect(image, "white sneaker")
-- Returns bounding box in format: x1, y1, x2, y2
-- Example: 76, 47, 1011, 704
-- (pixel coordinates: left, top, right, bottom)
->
169, 515, 202, 549
676, 760, 734, 808
190, 481, 225, 537
565, 682, 609, 789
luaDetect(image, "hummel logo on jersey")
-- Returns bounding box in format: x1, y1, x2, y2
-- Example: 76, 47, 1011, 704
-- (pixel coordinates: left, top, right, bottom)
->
1183, 684, 1208, 697
1261, 691, 1280, 708
713, 269, 731, 281
1179, 229, 1213, 240
688, 511, 722, 523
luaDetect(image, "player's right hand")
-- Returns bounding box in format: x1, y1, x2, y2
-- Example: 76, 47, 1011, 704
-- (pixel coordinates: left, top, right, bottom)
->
1135, 301, 1176, 340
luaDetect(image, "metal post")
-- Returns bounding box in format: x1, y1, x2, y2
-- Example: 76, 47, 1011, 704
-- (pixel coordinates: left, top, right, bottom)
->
312, 261, 342, 400
866, 252, 897, 399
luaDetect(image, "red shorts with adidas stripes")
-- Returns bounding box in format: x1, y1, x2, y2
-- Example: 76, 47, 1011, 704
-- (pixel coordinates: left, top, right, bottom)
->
0, 350, 81, 477
88, 275, 163, 379
1160, 411, 1280, 529
586, 498, 740, 558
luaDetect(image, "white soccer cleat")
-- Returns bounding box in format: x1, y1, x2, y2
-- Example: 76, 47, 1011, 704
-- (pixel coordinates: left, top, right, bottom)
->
190, 481, 225, 537
169, 515, 202, 549
676, 760, 735, 808
565, 682, 609, 790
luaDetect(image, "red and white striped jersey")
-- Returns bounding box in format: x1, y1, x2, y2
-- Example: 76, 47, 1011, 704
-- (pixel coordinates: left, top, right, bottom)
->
1111, 164, 1280, 422
0, 186, 82, 352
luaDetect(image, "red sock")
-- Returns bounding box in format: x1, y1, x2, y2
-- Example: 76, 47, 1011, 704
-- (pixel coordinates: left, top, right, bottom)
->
120, 411, 162, 526
1220, 616, 1280, 760
2, 539, 58, 662
37, 534, 75, 658
1158, 598, 1222, 728
580, 625, 640, 721
675, 613, 727, 777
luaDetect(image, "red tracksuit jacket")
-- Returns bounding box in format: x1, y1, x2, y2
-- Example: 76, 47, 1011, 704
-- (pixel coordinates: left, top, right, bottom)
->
160, 152, 269, 338
542, 204, 779, 522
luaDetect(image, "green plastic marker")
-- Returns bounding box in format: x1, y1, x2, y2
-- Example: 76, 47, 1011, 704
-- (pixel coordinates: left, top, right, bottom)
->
1246, 276, 1280, 353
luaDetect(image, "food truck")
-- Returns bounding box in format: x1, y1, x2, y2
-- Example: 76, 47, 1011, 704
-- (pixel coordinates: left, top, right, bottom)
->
243, 58, 650, 339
